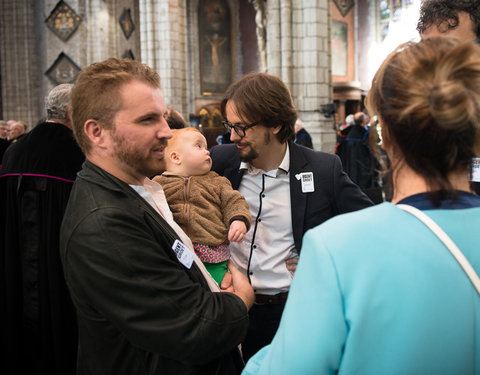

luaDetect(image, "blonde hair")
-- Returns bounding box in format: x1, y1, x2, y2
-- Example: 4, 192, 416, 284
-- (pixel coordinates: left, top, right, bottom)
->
165, 127, 201, 152
366, 38, 480, 197
72, 58, 160, 153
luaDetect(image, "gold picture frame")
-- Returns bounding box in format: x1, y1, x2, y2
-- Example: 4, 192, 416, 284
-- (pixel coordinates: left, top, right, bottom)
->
45, 0, 82, 42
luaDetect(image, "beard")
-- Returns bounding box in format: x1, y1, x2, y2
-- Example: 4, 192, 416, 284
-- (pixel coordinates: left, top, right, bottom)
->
238, 130, 270, 163
238, 145, 259, 163
111, 129, 166, 178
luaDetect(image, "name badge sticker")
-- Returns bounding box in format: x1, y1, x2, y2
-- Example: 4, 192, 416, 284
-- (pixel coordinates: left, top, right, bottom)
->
472, 157, 480, 182
296, 172, 314, 193
171, 240, 194, 269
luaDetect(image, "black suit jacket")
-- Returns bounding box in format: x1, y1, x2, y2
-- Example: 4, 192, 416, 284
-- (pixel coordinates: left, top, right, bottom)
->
210, 142, 373, 251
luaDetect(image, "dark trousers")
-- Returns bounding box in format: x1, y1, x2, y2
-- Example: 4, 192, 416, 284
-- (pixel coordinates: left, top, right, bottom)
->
241, 303, 286, 362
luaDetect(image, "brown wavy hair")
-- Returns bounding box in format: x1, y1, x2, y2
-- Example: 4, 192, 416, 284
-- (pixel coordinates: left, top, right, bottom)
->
220, 72, 297, 143
366, 38, 480, 203
72, 58, 160, 153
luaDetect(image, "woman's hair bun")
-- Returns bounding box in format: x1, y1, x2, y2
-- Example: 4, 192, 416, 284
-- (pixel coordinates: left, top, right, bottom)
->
429, 78, 477, 132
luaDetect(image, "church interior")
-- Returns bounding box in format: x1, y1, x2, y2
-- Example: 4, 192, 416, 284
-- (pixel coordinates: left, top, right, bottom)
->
0, 0, 422, 152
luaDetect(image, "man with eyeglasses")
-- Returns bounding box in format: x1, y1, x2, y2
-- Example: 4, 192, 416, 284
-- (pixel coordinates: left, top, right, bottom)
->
210, 72, 373, 361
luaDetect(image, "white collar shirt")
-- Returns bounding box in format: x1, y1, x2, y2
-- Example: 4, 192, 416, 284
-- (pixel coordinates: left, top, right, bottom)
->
229, 143, 295, 294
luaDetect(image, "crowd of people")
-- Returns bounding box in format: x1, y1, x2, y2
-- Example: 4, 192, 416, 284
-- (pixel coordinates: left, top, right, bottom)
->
0, 120, 28, 164
1, 1, 479, 374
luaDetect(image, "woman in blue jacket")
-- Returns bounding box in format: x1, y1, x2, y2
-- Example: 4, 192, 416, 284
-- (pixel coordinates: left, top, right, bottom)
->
243, 37, 480, 374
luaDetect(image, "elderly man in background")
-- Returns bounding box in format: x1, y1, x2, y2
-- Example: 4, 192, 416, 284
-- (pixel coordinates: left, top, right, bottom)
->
7, 121, 26, 142
0, 84, 84, 375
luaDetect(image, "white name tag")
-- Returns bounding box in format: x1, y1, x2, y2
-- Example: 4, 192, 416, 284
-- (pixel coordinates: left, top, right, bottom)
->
472, 157, 480, 182
296, 172, 314, 193
171, 240, 194, 269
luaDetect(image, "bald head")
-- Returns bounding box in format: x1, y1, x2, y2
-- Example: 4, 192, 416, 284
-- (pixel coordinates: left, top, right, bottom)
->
354, 112, 365, 126
8, 122, 26, 140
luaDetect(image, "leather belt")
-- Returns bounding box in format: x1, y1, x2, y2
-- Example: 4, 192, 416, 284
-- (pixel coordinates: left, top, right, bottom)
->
254, 292, 288, 305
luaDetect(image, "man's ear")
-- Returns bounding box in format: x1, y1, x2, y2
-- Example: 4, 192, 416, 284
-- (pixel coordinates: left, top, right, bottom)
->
84, 119, 108, 148
272, 125, 282, 135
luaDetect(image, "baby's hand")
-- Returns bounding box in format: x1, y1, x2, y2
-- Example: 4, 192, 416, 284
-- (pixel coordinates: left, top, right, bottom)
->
228, 220, 247, 243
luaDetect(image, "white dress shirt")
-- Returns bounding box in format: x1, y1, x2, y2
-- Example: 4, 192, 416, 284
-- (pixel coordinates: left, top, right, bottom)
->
230, 144, 296, 294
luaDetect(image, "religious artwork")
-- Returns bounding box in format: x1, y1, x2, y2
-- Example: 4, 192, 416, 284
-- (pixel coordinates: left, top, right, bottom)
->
379, 0, 391, 19
45, 0, 82, 42
45, 52, 81, 85
392, 0, 402, 17
249, 0, 267, 72
333, 0, 355, 17
332, 20, 348, 76
196, 105, 225, 148
199, 107, 223, 128
198, 0, 232, 95
119, 8, 135, 39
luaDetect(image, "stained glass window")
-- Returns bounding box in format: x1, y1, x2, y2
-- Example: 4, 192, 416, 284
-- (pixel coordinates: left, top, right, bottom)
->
378, 0, 415, 42
379, 0, 390, 20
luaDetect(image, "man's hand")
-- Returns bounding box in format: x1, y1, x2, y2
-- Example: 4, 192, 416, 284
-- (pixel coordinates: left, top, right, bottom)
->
220, 268, 233, 292
228, 220, 247, 242
285, 248, 299, 276
222, 261, 254, 310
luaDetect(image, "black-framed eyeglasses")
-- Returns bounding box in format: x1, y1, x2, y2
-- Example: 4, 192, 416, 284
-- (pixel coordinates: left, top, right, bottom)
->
222, 120, 259, 137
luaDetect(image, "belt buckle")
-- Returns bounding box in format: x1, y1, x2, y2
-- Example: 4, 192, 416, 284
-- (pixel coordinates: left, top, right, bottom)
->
254, 293, 284, 305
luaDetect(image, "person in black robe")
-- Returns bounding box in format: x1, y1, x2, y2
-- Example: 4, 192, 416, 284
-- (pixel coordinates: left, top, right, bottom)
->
335, 112, 384, 204
0, 84, 84, 375
0, 137, 9, 166
294, 119, 313, 149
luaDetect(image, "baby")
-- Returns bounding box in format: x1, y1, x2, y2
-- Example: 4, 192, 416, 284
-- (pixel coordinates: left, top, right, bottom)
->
154, 128, 251, 285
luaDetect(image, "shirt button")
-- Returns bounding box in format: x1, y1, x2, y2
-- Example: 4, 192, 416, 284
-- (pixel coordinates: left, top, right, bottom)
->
257, 218, 262, 222
249, 272, 253, 275
253, 245, 257, 249
262, 194, 265, 198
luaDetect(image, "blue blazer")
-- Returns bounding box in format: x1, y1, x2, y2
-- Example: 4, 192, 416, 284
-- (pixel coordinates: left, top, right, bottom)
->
210, 142, 373, 251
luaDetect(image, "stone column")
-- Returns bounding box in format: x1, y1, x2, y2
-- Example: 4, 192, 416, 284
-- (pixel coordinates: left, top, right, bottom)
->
0, 0, 141, 126
139, 0, 188, 115
265, 0, 335, 152
0, 0, 42, 126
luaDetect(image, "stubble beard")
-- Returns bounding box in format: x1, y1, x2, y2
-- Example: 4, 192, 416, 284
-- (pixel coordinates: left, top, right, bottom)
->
111, 129, 166, 178
238, 130, 270, 164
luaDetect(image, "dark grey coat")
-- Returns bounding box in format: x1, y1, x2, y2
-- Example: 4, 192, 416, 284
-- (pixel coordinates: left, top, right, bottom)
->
60, 160, 248, 375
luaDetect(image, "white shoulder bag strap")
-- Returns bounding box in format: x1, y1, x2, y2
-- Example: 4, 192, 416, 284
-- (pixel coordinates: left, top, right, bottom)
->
397, 204, 480, 295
